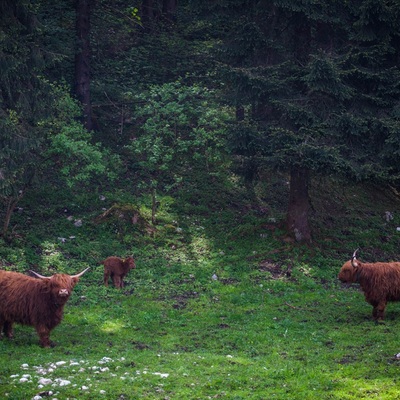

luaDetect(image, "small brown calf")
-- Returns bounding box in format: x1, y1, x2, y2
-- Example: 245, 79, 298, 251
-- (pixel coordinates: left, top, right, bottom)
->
103, 256, 136, 288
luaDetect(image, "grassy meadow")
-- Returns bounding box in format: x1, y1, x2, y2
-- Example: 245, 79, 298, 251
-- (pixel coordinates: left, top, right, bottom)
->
1, 177, 400, 399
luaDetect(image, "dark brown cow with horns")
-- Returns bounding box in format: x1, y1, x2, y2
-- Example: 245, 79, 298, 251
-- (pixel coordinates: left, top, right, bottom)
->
0, 268, 89, 347
338, 249, 400, 320
103, 256, 136, 288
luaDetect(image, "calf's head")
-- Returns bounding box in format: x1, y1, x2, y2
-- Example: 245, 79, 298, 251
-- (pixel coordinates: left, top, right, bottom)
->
125, 257, 136, 270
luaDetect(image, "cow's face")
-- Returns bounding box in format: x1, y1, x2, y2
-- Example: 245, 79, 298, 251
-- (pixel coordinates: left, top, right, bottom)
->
338, 261, 357, 283
48, 274, 80, 304
30, 268, 88, 304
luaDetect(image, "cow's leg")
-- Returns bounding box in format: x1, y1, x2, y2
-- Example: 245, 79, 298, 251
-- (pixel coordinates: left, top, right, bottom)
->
372, 301, 387, 321
376, 302, 387, 320
3, 321, 14, 339
36, 325, 52, 348
0, 319, 13, 339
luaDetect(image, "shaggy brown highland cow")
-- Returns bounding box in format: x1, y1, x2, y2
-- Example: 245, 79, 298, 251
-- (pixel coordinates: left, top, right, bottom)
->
0, 268, 89, 347
103, 256, 136, 288
338, 249, 400, 320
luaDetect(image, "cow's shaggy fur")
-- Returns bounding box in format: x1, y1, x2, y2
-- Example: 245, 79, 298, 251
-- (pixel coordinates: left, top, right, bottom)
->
338, 250, 400, 320
0, 269, 88, 347
103, 256, 136, 288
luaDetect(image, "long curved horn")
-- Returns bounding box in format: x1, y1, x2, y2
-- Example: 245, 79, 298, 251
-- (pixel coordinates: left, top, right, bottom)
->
29, 270, 50, 279
71, 267, 90, 278
29, 267, 90, 279
351, 248, 359, 268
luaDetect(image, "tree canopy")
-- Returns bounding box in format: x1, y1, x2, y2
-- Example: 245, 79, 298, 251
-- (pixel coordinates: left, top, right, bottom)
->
199, 0, 400, 241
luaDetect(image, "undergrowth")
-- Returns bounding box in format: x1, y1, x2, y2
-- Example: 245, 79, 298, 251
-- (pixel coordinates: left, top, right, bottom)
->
1, 177, 400, 399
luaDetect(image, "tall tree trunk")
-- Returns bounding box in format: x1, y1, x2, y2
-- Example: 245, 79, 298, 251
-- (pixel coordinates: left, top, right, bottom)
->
142, 0, 156, 26
284, 20, 312, 243
2, 198, 17, 238
162, 0, 177, 21
151, 187, 157, 225
2, 190, 24, 238
286, 167, 312, 243
75, 0, 93, 131
236, 105, 244, 121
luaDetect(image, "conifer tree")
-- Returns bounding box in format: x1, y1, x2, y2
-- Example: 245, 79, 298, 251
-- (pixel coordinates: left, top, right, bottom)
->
0, 0, 47, 237
0, 0, 118, 238
75, 0, 93, 130
197, 0, 400, 242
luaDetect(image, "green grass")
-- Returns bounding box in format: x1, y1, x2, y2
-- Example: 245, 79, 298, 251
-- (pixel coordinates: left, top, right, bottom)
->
3, 274, 400, 399
1, 179, 400, 399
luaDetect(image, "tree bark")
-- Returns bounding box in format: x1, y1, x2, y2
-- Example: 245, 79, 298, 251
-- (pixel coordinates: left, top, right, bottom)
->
142, 0, 156, 26
151, 187, 157, 225
162, 0, 177, 21
75, 0, 93, 131
236, 105, 244, 121
286, 167, 312, 243
2, 191, 24, 238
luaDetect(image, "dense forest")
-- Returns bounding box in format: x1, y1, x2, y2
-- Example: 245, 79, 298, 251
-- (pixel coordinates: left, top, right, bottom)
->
1, 0, 399, 243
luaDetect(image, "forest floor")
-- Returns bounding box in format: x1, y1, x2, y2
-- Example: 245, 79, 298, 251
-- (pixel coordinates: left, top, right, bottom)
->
1, 175, 400, 399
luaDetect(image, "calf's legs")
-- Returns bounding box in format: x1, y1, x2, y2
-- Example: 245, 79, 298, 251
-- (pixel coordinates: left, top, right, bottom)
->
112, 275, 123, 288
104, 270, 110, 286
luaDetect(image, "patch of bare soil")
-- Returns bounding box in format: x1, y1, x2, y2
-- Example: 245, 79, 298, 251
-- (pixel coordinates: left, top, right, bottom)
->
171, 291, 200, 309
259, 260, 292, 279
